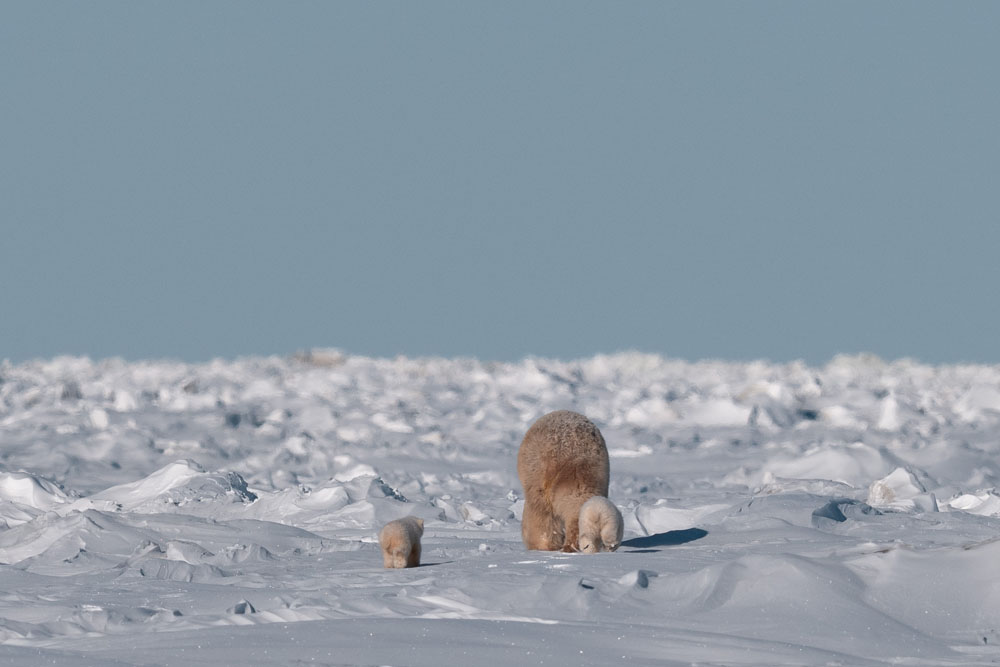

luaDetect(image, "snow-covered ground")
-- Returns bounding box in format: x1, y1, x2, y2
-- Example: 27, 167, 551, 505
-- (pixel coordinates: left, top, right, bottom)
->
1, 351, 999, 666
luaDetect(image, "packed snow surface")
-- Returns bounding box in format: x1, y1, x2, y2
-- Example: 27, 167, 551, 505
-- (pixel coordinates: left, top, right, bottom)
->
1, 351, 999, 665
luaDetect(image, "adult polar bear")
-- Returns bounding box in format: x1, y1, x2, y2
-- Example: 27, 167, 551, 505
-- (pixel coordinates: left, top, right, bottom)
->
517, 410, 622, 552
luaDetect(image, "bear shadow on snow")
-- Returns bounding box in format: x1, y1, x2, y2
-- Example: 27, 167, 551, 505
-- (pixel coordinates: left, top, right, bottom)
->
622, 527, 708, 551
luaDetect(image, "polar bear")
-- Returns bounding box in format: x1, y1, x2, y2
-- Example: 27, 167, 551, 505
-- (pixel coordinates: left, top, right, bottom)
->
379, 516, 424, 568
517, 410, 610, 552
578, 496, 624, 553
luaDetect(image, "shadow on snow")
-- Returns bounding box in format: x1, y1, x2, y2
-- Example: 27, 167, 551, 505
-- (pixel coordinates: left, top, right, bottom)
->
622, 527, 708, 551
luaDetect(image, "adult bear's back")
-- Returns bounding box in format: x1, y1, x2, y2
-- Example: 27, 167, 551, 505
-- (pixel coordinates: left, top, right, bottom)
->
517, 410, 610, 500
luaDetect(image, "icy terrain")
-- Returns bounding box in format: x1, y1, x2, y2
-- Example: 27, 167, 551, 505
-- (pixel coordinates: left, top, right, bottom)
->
0, 351, 998, 666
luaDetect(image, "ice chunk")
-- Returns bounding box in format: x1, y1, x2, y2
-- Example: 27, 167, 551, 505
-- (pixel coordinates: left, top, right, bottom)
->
944, 490, 1000, 516
867, 467, 937, 512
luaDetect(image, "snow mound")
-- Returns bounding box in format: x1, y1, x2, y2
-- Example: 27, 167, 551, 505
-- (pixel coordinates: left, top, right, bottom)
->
80, 460, 257, 514
0, 471, 70, 509
0, 509, 151, 570
764, 441, 891, 487
633, 500, 726, 535
0, 470, 71, 527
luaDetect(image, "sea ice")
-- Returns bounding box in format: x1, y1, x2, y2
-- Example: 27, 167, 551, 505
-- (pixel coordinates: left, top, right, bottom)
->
0, 352, 998, 665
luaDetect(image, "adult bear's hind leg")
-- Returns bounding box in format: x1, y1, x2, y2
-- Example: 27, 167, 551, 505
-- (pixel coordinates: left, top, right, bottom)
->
521, 498, 564, 551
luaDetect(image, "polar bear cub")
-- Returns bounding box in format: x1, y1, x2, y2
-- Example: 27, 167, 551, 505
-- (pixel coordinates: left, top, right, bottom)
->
578, 496, 624, 553
379, 516, 424, 568
517, 410, 611, 552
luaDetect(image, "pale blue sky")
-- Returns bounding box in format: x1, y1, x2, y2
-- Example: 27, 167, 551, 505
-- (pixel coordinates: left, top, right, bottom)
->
2, 2, 998, 365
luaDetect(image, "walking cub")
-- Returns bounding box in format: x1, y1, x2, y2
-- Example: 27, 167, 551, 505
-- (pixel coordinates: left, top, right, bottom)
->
379, 516, 424, 568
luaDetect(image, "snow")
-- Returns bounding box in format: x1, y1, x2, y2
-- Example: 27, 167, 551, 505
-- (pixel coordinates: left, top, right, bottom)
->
0, 351, 999, 665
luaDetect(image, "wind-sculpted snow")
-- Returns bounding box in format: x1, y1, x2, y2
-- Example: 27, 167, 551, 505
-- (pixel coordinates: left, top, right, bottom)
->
0, 351, 999, 665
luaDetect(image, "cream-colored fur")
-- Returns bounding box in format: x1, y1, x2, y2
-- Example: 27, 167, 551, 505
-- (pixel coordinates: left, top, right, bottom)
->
379, 516, 424, 568
517, 410, 610, 552
578, 496, 624, 553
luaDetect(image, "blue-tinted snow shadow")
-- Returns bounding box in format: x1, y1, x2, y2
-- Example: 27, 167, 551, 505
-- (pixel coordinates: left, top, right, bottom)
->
622, 528, 708, 552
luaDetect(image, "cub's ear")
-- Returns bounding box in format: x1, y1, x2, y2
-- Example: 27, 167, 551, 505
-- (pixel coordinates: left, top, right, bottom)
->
415, 518, 424, 529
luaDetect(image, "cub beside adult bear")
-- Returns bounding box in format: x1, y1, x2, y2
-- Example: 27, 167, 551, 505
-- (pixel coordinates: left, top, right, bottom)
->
517, 410, 622, 552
